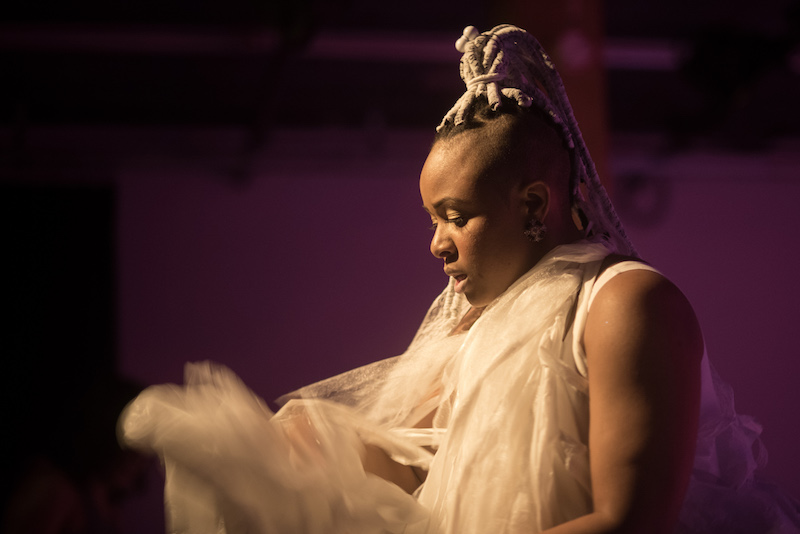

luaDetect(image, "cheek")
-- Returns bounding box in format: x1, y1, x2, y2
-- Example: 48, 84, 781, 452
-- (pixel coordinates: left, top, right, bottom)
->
459, 222, 488, 256
470, 229, 511, 272
477, 226, 529, 278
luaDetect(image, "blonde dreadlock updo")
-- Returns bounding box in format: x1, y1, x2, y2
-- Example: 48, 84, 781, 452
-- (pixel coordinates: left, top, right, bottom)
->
436, 24, 636, 257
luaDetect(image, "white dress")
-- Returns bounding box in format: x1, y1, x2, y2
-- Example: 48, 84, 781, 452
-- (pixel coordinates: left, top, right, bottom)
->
120, 241, 800, 533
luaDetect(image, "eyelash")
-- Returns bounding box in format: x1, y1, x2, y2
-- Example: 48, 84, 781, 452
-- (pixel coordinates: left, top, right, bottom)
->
429, 217, 467, 230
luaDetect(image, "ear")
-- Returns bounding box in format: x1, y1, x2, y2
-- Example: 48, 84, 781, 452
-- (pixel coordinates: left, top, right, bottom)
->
520, 181, 550, 222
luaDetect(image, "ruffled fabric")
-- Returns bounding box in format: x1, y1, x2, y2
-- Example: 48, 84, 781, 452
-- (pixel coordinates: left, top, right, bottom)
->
120, 362, 427, 534
405, 243, 609, 533
675, 358, 800, 533
120, 241, 800, 533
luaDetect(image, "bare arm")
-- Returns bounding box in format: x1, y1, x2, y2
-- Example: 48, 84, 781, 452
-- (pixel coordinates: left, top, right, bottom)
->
361, 408, 436, 494
282, 405, 424, 494
543, 269, 703, 534
362, 445, 422, 494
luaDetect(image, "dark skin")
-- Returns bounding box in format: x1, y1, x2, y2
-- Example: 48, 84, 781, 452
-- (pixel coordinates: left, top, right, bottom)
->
543, 260, 702, 533
363, 120, 703, 532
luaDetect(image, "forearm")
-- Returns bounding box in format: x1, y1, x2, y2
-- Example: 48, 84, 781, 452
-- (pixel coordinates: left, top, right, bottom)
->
361, 444, 422, 494
541, 511, 672, 534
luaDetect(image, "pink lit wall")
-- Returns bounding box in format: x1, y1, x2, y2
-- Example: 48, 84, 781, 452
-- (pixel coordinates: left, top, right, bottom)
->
614, 145, 800, 501
116, 131, 800, 530
117, 131, 445, 402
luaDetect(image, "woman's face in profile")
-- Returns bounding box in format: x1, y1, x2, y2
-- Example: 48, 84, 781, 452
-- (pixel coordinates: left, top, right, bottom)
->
420, 135, 537, 307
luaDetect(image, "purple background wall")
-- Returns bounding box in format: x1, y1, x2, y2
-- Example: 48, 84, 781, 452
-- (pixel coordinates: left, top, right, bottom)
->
117, 131, 443, 400
111, 130, 800, 534
614, 141, 800, 500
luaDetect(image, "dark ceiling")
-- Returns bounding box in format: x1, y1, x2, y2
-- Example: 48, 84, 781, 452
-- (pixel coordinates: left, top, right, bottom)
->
1, 0, 799, 150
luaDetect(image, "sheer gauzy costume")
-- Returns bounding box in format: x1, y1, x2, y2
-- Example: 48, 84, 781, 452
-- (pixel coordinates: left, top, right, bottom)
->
119, 25, 800, 534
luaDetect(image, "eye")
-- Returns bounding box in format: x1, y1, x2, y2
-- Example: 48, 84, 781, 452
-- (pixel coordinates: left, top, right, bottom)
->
428, 215, 467, 230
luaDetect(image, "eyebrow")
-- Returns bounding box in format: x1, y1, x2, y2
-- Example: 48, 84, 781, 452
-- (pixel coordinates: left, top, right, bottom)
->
432, 197, 467, 209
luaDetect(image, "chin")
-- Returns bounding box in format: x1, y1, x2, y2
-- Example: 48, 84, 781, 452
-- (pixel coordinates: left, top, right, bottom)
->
464, 291, 495, 308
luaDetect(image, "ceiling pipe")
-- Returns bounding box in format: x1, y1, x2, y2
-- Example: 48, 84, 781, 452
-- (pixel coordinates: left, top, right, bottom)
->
7, 25, 796, 73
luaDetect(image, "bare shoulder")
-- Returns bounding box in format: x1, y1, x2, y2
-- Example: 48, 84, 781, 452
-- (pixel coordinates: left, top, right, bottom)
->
590, 260, 701, 337
585, 258, 704, 376
594, 254, 686, 307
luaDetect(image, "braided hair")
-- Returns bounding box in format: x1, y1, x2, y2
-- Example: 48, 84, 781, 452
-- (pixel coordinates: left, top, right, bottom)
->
436, 25, 636, 256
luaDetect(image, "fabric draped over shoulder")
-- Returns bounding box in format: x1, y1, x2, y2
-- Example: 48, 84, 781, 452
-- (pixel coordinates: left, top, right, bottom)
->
119, 241, 800, 534
407, 242, 609, 533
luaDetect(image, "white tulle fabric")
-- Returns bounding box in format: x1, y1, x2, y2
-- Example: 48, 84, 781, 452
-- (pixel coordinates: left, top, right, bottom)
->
120, 242, 799, 534
121, 365, 430, 534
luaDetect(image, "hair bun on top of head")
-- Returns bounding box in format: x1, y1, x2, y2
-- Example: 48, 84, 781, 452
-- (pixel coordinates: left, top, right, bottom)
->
440, 24, 554, 132
439, 24, 637, 257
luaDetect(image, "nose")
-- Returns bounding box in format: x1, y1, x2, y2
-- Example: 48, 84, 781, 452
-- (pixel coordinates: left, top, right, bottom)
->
430, 225, 456, 259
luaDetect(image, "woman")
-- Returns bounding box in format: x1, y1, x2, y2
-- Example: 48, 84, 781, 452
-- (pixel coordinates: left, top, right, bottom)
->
121, 25, 799, 534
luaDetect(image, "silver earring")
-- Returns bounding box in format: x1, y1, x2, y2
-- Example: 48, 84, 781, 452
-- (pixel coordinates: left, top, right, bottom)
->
524, 219, 547, 243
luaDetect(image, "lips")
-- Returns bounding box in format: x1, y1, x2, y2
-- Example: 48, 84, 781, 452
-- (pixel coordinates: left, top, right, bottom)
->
453, 275, 468, 294
445, 268, 468, 294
